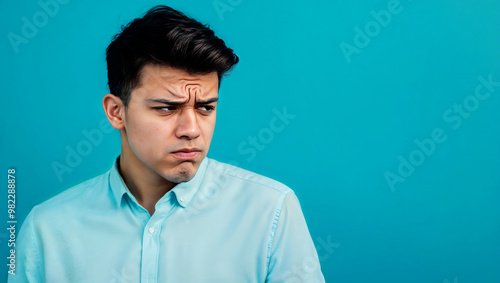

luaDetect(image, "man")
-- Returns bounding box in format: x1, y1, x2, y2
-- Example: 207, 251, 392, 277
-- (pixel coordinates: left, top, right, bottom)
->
10, 5, 324, 282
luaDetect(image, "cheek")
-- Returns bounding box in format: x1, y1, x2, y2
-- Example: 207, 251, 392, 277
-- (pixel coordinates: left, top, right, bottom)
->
201, 116, 217, 143
203, 114, 216, 132
128, 117, 170, 151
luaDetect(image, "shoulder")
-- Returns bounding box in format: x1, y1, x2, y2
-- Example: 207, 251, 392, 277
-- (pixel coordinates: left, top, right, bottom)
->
205, 158, 293, 197
30, 171, 111, 218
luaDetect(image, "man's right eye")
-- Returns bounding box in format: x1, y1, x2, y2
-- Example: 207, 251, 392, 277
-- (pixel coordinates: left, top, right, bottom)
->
153, 106, 176, 112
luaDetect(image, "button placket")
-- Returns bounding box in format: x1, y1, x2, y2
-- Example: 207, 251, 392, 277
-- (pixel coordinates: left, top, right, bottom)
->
140, 195, 177, 282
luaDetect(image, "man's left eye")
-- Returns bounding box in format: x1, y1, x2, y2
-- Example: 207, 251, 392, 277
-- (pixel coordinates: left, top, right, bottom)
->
197, 106, 214, 112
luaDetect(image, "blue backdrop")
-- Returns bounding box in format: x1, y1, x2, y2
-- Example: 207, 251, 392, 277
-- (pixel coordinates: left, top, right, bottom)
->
1, 0, 500, 282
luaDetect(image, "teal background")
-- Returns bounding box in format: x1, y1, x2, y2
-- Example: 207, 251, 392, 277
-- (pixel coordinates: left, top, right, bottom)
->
1, 0, 500, 282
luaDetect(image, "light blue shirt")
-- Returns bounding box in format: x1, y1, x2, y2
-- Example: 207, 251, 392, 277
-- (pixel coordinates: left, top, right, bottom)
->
10, 157, 324, 282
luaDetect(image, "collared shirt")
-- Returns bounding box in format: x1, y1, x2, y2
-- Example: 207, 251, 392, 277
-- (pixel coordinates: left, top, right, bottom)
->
10, 157, 325, 283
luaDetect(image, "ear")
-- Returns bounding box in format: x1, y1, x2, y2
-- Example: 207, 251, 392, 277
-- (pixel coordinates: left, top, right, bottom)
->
103, 93, 126, 130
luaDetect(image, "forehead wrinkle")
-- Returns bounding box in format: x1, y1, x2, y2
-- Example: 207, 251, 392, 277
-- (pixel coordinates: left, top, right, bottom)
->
179, 82, 216, 102
185, 84, 201, 98
140, 65, 218, 102
163, 84, 187, 100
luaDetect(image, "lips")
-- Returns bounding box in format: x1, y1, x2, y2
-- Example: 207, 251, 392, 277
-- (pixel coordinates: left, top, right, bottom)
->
171, 148, 202, 160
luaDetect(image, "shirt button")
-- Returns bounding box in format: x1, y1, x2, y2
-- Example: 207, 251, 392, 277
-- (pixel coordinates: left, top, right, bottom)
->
148, 227, 155, 234
179, 197, 184, 203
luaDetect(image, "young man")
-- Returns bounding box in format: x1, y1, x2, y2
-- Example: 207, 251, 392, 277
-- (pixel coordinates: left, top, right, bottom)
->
10, 5, 324, 282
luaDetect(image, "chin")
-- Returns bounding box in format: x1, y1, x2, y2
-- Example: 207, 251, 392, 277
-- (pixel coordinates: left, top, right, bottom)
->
165, 162, 198, 183
168, 173, 194, 184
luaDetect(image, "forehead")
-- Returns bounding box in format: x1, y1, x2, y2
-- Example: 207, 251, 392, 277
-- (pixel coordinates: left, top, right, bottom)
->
135, 64, 219, 99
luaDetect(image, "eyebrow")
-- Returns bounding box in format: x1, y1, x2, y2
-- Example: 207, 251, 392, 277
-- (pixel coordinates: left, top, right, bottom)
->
146, 98, 185, 106
146, 97, 218, 105
197, 97, 219, 104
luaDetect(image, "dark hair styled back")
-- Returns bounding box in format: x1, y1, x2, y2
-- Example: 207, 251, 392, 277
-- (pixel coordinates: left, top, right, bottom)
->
106, 5, 239, 106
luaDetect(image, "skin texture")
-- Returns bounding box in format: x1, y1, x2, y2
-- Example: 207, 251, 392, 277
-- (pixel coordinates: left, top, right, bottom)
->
103, 64, 219, 215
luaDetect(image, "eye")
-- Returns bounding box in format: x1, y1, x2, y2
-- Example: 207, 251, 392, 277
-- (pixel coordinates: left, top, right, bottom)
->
153, 106, 177, 113
197, 105, 215, 115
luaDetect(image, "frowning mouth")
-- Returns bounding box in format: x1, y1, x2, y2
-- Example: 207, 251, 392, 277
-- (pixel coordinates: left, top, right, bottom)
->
171, 148, 202, 160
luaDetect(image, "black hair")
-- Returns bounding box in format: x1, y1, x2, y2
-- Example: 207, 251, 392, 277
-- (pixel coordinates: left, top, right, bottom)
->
106, 5, 239, 106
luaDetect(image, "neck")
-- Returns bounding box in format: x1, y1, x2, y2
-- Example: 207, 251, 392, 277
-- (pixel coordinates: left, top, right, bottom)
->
118, 148, 176, 216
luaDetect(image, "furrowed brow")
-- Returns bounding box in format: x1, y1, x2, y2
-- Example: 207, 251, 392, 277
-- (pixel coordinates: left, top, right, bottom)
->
196, 98, 219, 104
146, 98, 186, 106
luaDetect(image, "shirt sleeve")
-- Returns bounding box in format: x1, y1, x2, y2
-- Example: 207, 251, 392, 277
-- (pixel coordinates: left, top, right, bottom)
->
8, 208, 44, 283
265, 191, 325, 283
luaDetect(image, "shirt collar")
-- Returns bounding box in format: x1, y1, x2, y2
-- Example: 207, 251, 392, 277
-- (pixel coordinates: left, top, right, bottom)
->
109, 156, 208, 208
109, 157, 128, 206
171, 157, 208, 208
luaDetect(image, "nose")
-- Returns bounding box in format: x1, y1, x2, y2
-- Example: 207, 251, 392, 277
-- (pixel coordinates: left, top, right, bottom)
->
175, 108, 201, 140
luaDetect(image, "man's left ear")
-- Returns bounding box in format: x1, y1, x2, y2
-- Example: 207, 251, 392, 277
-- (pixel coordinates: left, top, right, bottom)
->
102, 93, 125, 130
